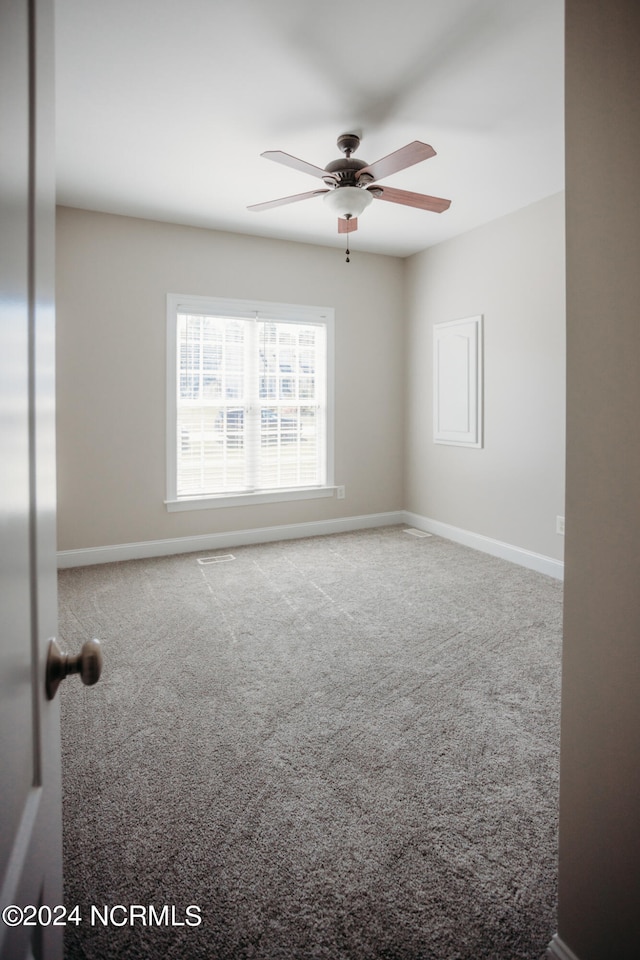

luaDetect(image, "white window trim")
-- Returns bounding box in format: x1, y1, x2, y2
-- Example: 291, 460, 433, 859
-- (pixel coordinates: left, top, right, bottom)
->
165, 293, 335, 511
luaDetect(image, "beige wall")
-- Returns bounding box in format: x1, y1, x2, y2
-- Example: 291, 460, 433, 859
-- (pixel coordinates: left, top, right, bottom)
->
557, 1, 640, 957
56, 199, 567, 562
55, 208, 405, 550
404, 193, 566, 561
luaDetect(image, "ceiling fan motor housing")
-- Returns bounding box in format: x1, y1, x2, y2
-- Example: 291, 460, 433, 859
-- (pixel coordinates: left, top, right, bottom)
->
322, 133, 374, 188
322, 157, 370, 187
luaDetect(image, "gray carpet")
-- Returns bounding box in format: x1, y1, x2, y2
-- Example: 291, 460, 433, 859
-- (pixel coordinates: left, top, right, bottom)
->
58, 526, 562, 960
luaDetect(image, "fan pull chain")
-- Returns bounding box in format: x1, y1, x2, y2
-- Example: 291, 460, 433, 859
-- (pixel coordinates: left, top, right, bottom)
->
338, 215, 354, 262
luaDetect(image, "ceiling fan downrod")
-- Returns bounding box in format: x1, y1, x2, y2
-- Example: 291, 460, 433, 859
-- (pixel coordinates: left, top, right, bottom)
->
336, 133, 361, 158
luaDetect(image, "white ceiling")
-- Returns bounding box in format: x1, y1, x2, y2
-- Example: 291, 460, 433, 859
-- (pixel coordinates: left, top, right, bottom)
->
55, 0, 565, 258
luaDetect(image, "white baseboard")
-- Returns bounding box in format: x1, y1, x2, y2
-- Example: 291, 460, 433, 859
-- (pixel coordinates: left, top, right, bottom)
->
57, 510, 565, 578
547, 934, 582, 960
403, 512, 564, 580
56, 511, 405, 568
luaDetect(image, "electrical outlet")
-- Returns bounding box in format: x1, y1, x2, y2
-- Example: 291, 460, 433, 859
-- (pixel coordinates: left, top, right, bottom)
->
336, 485, 345, 500
556, 516, 565, 535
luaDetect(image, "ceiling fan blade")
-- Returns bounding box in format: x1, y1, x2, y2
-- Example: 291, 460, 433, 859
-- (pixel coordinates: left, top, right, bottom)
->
338, 217, 358, 234
372, 185, 451, 213
356, 141, 436, 183
247, 189, 329, 212
261, 150, 335, 181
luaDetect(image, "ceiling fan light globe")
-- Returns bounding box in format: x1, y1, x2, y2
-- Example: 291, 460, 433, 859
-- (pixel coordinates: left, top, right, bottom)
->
323, 186, 372, 220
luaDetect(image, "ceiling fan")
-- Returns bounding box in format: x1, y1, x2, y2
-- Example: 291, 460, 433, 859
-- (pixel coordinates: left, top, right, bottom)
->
247, 133, 451, 237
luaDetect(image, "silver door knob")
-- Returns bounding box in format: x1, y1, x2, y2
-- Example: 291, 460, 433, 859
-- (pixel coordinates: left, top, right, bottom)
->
46, 638, 102, 700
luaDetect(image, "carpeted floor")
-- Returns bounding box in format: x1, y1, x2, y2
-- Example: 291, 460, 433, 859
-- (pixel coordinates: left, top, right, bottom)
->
58, 526, 562, 959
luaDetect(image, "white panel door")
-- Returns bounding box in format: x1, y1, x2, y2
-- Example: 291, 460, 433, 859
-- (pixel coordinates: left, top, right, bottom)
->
433, 315, 483, 447
0, 1, 63, 958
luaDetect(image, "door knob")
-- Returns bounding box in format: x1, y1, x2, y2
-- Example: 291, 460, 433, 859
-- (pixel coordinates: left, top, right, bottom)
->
46, 638, 103, 700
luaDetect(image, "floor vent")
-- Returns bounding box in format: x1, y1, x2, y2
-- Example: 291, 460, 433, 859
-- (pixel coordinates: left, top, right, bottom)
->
403, 528, 433, 538
197, 554, 236, 564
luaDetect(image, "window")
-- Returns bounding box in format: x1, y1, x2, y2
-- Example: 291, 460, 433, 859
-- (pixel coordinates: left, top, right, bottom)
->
166, 295, 334, 510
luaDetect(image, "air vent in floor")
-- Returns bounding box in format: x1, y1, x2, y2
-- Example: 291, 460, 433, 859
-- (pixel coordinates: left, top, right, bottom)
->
197, 554, 236, 564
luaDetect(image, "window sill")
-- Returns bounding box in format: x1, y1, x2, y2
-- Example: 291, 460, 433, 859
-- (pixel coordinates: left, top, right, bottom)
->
165, 486, 336, 512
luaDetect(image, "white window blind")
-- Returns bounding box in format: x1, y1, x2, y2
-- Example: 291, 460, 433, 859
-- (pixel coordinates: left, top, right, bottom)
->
166, 296, 333, 506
